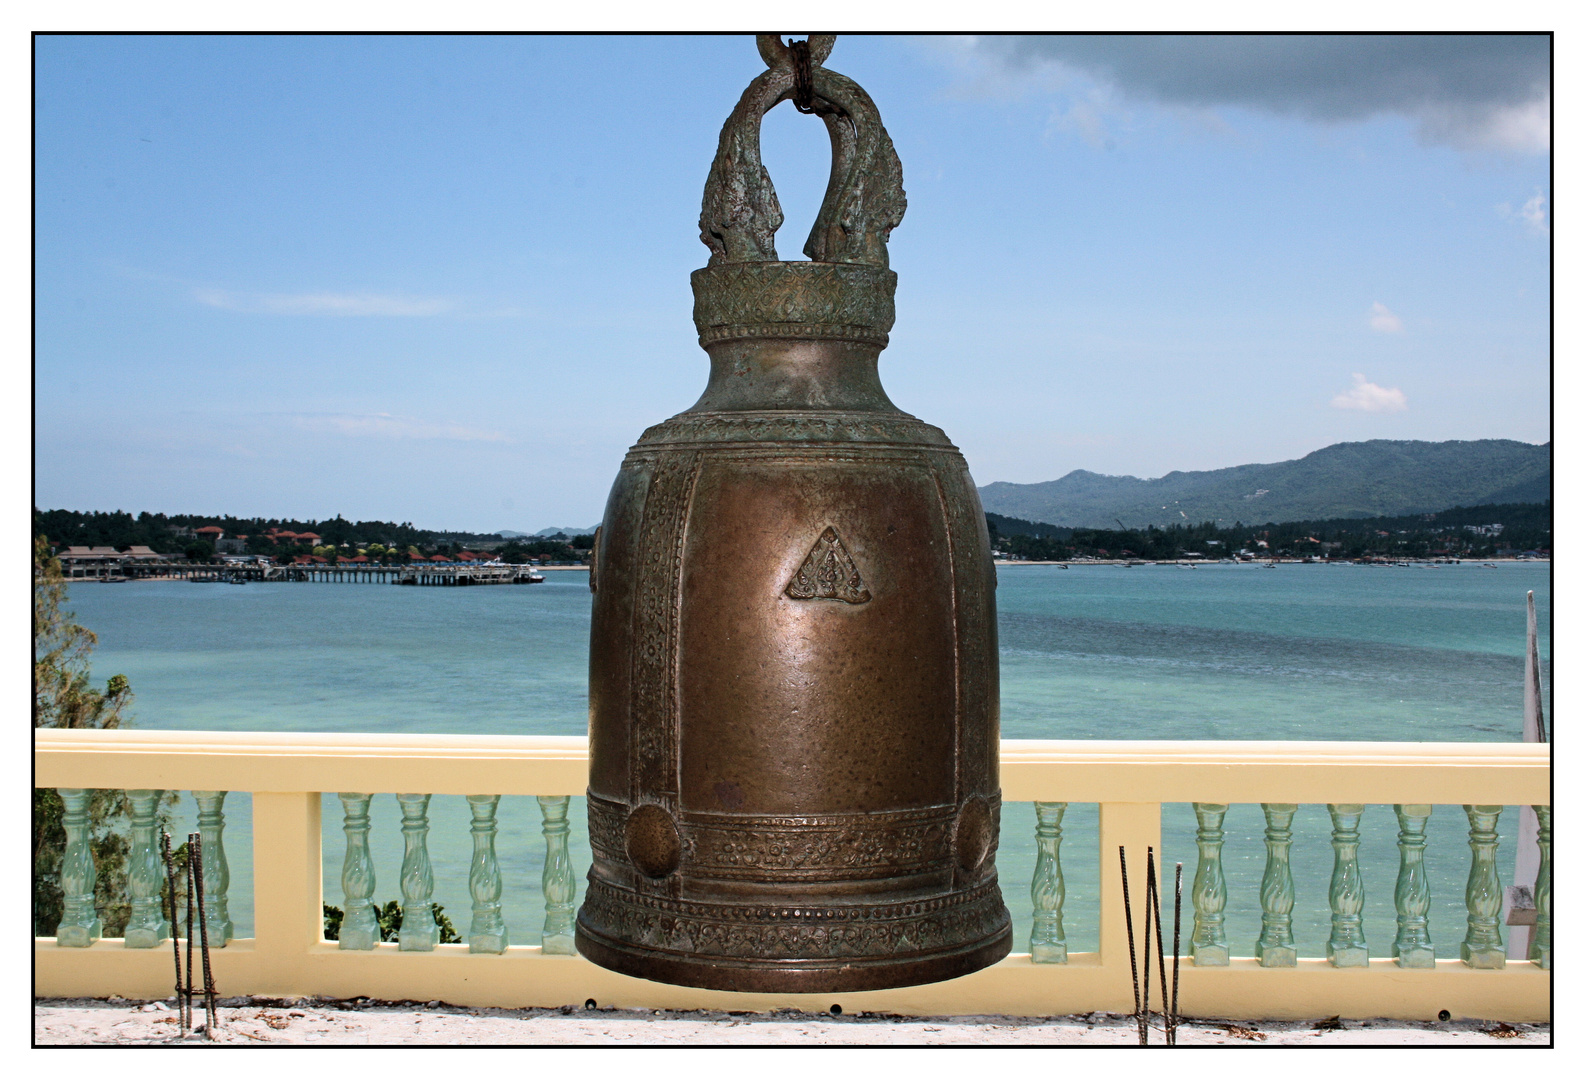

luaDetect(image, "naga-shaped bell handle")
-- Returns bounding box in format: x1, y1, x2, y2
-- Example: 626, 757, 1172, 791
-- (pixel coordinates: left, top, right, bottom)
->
700, 34, 906, 269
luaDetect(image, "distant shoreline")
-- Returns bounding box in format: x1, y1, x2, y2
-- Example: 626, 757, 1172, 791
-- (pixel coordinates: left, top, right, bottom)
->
994, 558, 1551, 567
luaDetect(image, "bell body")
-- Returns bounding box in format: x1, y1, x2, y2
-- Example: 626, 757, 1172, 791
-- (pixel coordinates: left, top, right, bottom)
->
576, 262, 1009, 992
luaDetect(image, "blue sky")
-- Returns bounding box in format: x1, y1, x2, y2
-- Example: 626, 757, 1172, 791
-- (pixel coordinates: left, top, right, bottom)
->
33, 33, 1551, 532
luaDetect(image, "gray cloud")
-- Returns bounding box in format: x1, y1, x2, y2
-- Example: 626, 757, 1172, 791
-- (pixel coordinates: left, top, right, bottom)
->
964, 35, 1550, 151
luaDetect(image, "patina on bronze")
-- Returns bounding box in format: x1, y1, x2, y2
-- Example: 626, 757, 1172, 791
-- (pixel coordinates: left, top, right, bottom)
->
576, 34, 1010, 993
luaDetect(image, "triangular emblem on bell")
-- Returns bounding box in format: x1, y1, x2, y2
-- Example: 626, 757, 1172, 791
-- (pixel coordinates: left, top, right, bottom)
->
785, 526, 871, 604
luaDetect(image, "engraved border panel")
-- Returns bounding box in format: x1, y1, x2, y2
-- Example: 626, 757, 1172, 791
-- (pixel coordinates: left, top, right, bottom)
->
592, 797, 959, 881
580, 878, 1009, 961
628, 451, 702, 811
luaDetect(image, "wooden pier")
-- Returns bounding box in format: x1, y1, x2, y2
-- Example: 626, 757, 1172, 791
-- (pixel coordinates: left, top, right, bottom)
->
111, 562, 552, 586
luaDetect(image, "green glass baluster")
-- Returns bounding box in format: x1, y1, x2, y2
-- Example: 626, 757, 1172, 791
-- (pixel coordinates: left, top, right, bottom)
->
1030, 801, 1067, 963
397, 793, 439, 950
537, 795, 576, 954
467, 795, 509, 953
337, 793, 378, 949
192, 791, 234, 945
1392, 804, 1435, 968
1529, 804, 1550, 969
1326, 803, 1368, 967
54, 788, 101, 947
1256, 803, 1298, 967
1190, 802, 1229, 966
123, 789, 168, 948
1461, 804, 1505, 969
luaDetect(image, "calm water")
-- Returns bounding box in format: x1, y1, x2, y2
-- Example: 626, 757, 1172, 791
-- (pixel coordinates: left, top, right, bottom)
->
67, 562, 1550, 958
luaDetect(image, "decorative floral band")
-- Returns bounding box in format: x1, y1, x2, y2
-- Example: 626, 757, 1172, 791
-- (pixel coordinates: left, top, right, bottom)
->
691, 261, 896, 340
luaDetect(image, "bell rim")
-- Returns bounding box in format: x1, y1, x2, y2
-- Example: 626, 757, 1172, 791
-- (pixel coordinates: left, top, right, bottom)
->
573, 920, 1012, 994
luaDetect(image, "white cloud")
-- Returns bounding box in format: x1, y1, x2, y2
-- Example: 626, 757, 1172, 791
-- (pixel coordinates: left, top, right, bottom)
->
1331, 373, 1407, 413
1046, 97, 1126, 150
194, 288, 454, 316
1368, 302, 1404, 333
1520, 191, 1548, 234
1419, 97, 1551, 153
290, 413, 509, 443
1497, 188, 1550, 237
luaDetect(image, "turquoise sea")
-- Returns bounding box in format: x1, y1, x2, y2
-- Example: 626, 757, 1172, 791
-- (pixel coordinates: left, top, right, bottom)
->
65, 561, 1550, 960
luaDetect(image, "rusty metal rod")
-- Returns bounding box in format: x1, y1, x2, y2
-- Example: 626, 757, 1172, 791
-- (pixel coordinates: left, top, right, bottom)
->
1147, 843, 1160, 1040
184, 832, 197, 1034
1119, 846, 1145, 1045
159, 830, 184, 1031
193, 832, 218, 1036
1171, 861, 1183, 1046
1149, 848, 1167, 1044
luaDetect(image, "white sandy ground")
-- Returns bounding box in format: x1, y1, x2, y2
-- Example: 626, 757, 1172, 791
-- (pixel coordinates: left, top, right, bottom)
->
34, 997, 1549, 1047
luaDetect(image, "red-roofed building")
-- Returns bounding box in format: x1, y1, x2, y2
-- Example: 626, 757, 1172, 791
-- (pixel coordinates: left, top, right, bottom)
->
429, 554, 451, 563
347, 555, 369, 563
297, 532, 322, 544
456, 551, 479, 562
195, 525, 224, 538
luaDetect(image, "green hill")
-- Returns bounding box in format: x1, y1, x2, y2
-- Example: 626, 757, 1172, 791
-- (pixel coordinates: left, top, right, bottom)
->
978, 439, 1551, 528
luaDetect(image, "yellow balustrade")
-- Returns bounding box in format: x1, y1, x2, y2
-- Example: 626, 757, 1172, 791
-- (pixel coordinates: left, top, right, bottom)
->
34, 729, 1549, 1022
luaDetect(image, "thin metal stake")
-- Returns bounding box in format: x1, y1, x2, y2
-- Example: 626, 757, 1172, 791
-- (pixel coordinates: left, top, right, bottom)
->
1119, 846, 1144, 1045
1145, 847, 1167, 1045
1171, 862, 1183, 1046
159, 830, 184, 1032
1152, 850, 1167, 1043
185, 832, 198, 1034
193, 832, 219, 1036
1147, 843, 1160, 1040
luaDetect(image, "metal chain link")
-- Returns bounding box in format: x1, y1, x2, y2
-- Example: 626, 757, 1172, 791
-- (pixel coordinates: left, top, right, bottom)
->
789, 39, 817, 114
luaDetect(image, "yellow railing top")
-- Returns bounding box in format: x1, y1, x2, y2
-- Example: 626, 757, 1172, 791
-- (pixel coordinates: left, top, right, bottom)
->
34, 728, 1547, 804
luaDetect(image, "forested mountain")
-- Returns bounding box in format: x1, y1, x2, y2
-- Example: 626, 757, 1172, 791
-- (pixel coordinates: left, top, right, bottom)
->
978, 439, 1550, 528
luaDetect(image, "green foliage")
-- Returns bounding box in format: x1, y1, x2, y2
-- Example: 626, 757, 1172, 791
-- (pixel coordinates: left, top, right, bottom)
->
987, 501, 1551, 561
33, 537, 133, 731
33, 507, 551, 561
322, 902, 344, 941
321, 901, 462, 944
32, 787, 133, 936
32, 536, 179, 936
497, 538, 582, 563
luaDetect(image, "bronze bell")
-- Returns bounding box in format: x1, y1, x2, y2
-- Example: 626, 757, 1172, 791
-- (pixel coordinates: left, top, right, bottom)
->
576, 34, 1009, 993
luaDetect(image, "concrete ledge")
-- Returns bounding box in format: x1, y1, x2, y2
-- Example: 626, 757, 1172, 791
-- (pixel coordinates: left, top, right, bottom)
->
33, 997, 1552, 1046
35, 942, 1550, 1023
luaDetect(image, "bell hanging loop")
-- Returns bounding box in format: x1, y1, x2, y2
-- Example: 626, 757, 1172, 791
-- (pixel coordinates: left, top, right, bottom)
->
699, 34, 905, 268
